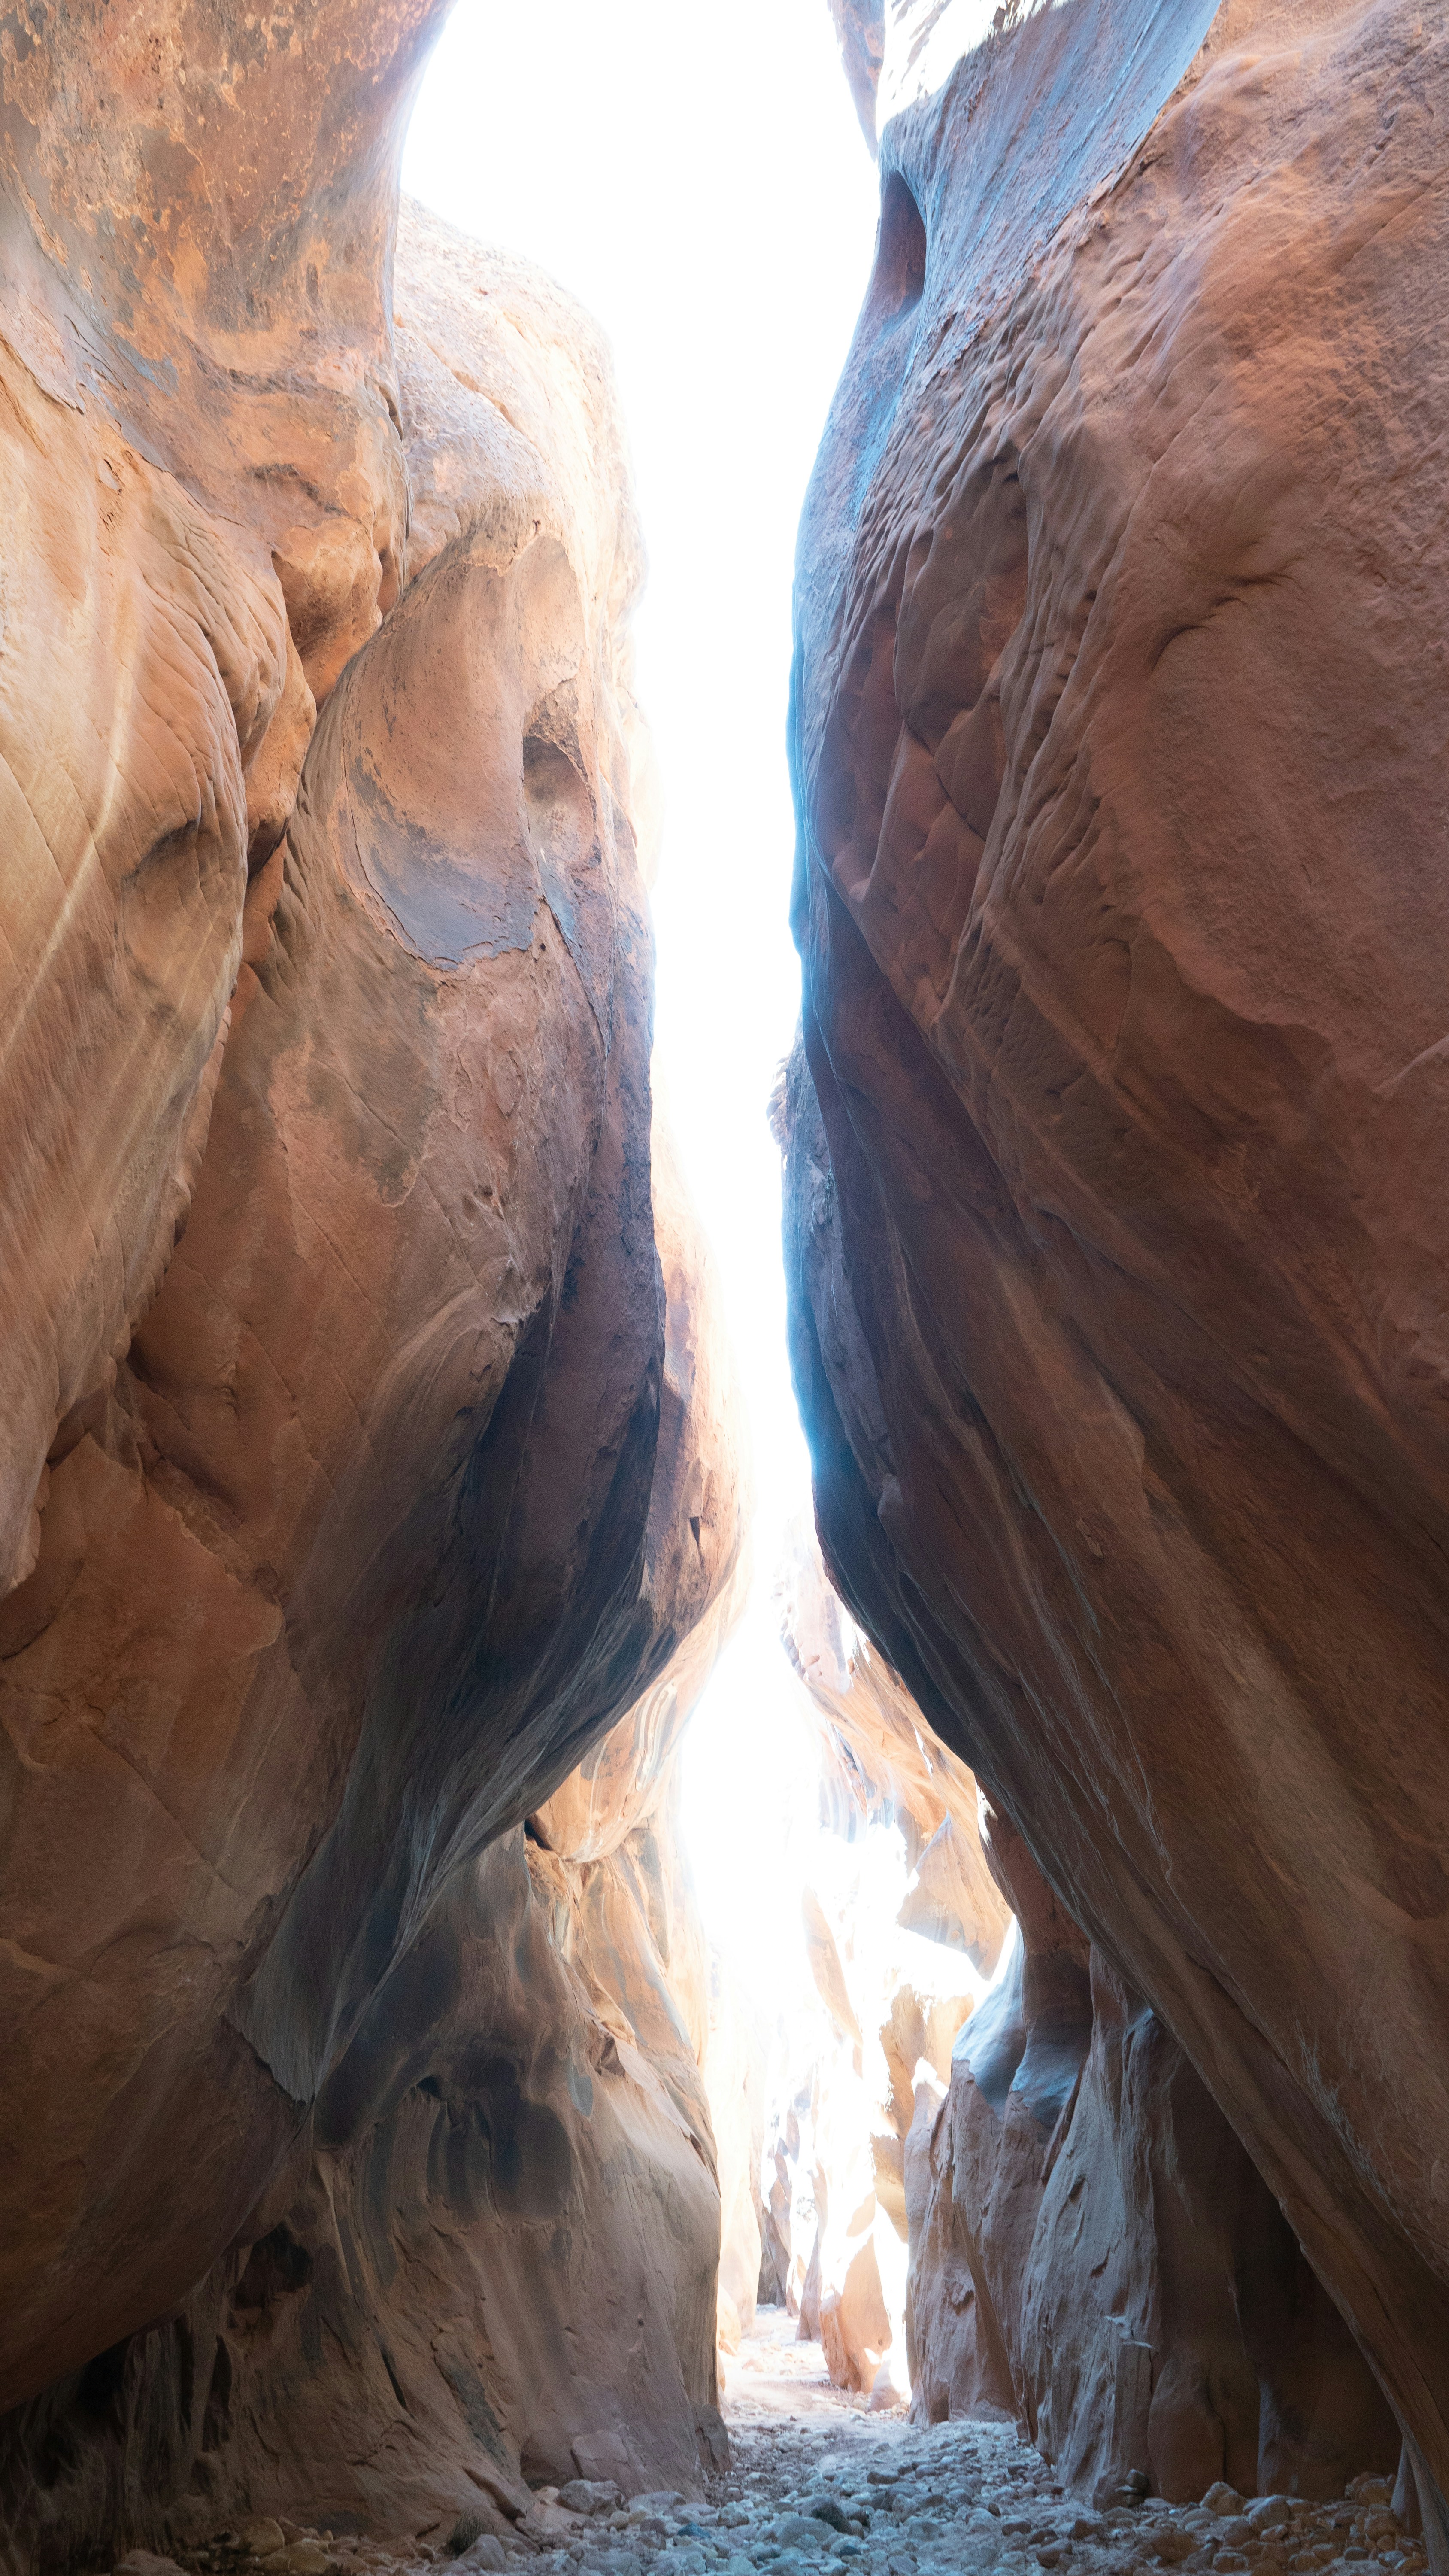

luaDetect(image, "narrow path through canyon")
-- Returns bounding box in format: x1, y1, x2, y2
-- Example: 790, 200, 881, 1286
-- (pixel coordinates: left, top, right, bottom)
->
4, 0, 1448, 2569
127, 2316, 1425, 2576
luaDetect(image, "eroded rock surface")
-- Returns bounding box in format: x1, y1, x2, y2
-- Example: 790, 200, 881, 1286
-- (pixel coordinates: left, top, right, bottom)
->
761, 1535, 1005, 2404
0, 16, 744, 2560
785, 0, 1449, 2513
0, 0, 433, 1600
906, 1806, 1397, 2499
3, 1693, 734, 2569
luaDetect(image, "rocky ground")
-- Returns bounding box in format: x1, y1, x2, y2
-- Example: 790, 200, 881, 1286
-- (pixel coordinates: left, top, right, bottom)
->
115, 2312, 1428, 2576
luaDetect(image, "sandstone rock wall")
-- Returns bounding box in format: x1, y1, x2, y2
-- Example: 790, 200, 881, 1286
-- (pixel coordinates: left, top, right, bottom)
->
0, 0, 436, 1605
785, 0, 1449, 2509
761, 1534, 1005, 2403
0, 1681, 734, 2574
703, 1959, 769, 2360
0, 9, 745, 2563
905, 1806, 1397, 2499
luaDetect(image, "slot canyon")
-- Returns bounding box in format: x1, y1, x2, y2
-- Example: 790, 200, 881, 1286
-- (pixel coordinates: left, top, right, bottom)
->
1, 12, 1446, 2576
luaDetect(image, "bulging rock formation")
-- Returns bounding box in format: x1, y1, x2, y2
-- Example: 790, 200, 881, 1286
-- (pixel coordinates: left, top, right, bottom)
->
0, 1621, 740, 2573
762, 1530, 1391, 2488
906, 1804, 1397, 2499
0, 11, 745, 2563
0, 0, 433, 1603
785, 0, 1449, 2525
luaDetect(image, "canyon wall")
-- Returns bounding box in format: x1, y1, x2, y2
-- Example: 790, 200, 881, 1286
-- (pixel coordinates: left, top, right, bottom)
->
761, 1533, 1007, 2404
785, 0, 1449, 2525
1, 1622, 740, 2573
904, 1801, 1398, 2500
0, 7, 744, 2562
766, 1515, 1392, 2492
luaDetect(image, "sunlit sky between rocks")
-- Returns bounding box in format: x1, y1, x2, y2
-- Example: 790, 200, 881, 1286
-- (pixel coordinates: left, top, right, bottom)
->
403, 0, 884, 2020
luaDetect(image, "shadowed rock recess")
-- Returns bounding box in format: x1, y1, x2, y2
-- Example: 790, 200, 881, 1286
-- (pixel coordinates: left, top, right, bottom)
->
787, 0, 1449, 2549
0, 4, 746, 2564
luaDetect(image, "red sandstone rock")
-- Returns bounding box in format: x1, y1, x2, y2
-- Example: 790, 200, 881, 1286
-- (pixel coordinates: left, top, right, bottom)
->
786, 0, 1449, 2509
0, 16, 745, 2550
2, 1671, 738, 2568
906, 1804, 1396, 2494
0, 0, 433, 1604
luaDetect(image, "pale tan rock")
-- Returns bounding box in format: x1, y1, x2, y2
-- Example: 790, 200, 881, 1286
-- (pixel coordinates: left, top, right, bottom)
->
703, 1957, 767, 2356
760, 1528, 1001, 2396
826, 0, 885, 149
779, 1527, 1010, 1976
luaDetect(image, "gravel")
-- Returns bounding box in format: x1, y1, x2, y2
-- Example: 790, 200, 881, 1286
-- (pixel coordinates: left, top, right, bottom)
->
143, 2360, 1430, 2576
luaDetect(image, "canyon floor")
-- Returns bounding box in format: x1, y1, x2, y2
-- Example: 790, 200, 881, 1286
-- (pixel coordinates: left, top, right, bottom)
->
133, 2311, 1428, 2576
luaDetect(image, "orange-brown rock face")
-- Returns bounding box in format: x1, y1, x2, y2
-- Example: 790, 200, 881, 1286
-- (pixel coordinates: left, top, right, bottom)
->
906, 1805, 1397, 2498
761, 1533, 1006, 2402
0, 1658, 736, 2571
0, 0, 435, 1600
785, 0, 1449, 2516
0, 12, 746, 2554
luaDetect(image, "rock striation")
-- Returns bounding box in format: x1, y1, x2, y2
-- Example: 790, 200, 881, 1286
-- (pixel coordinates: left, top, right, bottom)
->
0, 0, 434, 1604
785, 0, 1449, 2527
0, 11, 745, 2561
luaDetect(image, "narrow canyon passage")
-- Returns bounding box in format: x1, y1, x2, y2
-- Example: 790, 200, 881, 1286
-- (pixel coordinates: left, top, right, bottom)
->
105, 2318, 1419, 2576
3, 0, 1449, 2572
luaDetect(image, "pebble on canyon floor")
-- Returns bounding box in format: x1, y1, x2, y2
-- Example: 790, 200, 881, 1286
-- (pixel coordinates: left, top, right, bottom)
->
132, 2435, 1427, 2576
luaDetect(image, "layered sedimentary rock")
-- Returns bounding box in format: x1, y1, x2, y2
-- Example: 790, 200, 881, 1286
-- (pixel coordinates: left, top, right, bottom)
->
0, 10, 745, 2559
785, 0, 1449, 2516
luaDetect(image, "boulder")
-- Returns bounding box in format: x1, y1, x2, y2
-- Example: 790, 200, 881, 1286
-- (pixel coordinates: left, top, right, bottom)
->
557, 2484, 620, 2518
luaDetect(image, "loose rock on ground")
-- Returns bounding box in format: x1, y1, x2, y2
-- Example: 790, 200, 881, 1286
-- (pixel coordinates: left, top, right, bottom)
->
137, 2315, 1428, 2576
